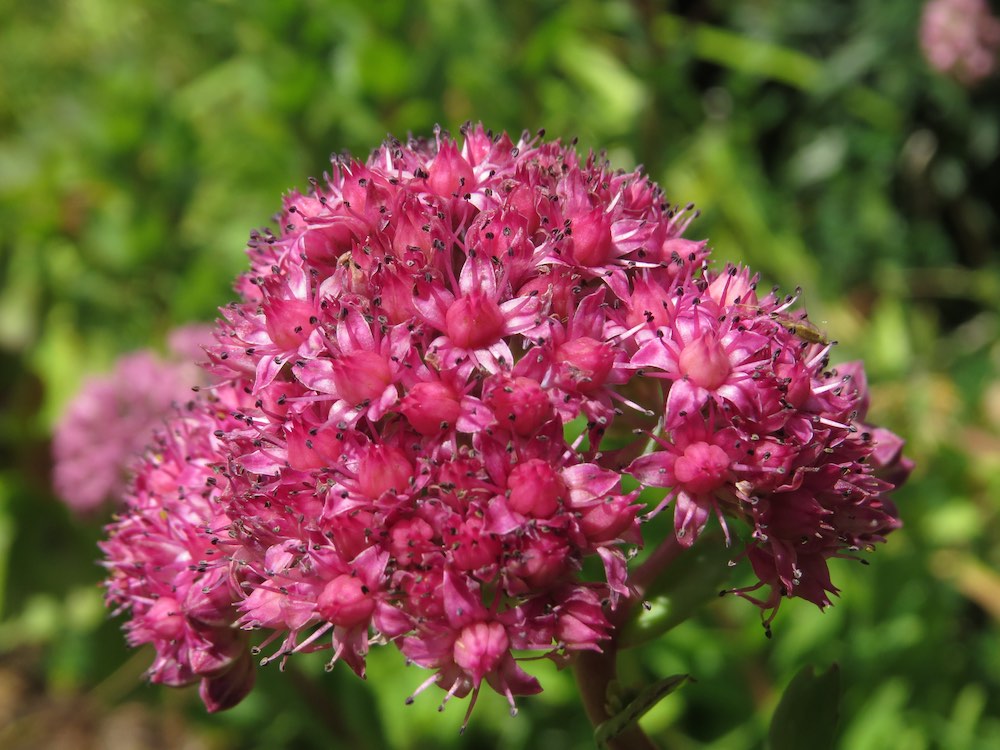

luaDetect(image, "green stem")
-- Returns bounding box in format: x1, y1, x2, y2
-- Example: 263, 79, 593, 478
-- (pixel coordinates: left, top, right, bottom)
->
622, 533, 686, 623
573, 534, 687, 749
574, 646, 659, 750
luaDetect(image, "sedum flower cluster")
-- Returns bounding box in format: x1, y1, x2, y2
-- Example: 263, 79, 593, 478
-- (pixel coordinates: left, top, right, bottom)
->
100, 125, 907, 722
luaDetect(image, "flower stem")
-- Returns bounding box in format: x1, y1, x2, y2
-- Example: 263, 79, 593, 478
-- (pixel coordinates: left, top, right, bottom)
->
627, 532, 687, 614
574, 645, 660, 750
572, 534, 687, 749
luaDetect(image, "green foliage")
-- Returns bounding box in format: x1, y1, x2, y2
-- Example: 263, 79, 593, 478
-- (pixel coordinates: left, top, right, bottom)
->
768, 664, 841, 750
1, 0, 998, 748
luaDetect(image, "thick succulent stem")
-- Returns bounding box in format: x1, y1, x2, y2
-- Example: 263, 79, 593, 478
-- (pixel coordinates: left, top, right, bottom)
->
626, 533, 687, 613
573, 534, 687, 749
574, 644, 660, 750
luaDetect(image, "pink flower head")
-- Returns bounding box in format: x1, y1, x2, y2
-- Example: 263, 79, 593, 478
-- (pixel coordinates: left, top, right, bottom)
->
920, 0, 1000, 85
53, 341, 209, 513
101, 125, 908, 721
631, 294, 769, 426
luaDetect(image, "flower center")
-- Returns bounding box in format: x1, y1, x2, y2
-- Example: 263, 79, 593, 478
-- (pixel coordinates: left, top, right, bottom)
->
507, 459, 565, 517
678, 332, 731, 390
446, 292, 505, 349
486, 377, 552, 436
265, 298, 317, 350
556, 337, 615, 392
453, 621, 508, 678
316, 575, 375, 628
358, 445, 413, 499
427, 142, 475, 197
673, 441, 730, 494
401, 381, 462, 434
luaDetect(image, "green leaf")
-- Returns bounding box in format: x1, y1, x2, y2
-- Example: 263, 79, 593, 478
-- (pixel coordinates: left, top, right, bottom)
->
595, 674, 689, 749
769, 664, 841, 750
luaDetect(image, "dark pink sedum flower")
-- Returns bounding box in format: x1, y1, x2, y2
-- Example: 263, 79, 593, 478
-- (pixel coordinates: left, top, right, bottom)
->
100, 125, 907, 723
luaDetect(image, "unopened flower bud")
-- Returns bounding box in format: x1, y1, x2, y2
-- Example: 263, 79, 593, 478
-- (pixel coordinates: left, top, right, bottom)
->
678, 332, 730, 390
401, 382, 462, 434
446, 292, 505, 349
507, 459, 565, 517
317, 574, 375, 628
358, 445, 412, 499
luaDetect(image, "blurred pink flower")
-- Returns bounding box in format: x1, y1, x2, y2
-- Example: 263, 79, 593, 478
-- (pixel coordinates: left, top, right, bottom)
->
52, 326, 213, 512
920, 0, 1000, 84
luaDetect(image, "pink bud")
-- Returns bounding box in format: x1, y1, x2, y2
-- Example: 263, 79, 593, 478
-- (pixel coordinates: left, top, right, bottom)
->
467, 209, 526, 262
745, 438, 797, 492
286, 423, 343, 471
626, 277, 672, 329
264, 298, 317, 350
507, 459, 565, 517
401, 381, 461, 434
188, 627, 245, 677
453, 621, 508, 679
502, 181, 540, 234
570, 208, 613, 267
446, 292, 505, 350
578, 495, 637, 543
707, 267, 757, 308
329, 509, 374, 561
674, 441, 730, 494
388, 517, 436, 565
446, 515, 501, 572
199, 648, 255, 713
678, 332, 730, 390
316, 574, 375, 628
870, 427, 914, 488
341, 164, 392, 217
427, 141, 475, 197
556, 590, 610, 650
358, 445, 413, 499
395, 566, 445, 621
486, 376, 552, 436
331, 351, 392, 405
556, 337, 615, 392
391, 206, 434, 258
375, 265, 419, 324
511, 534, 570, 588
518, 267, 577, 320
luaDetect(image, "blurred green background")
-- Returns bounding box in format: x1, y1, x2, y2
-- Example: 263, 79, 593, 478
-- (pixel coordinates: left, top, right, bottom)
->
1, 0, 999, 748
